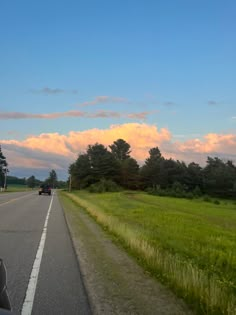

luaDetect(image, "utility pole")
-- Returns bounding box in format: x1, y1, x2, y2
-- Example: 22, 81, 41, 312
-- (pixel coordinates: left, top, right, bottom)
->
3, 167, 8, 191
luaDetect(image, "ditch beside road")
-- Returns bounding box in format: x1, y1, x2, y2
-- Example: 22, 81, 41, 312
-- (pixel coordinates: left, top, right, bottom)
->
60, 193, 193, 315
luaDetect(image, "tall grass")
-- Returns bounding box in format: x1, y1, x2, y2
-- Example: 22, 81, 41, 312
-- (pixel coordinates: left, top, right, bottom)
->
62, 191, 236, 315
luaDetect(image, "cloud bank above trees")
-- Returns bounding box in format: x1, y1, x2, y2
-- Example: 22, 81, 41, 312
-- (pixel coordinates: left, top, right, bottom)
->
1, 123, 236, 179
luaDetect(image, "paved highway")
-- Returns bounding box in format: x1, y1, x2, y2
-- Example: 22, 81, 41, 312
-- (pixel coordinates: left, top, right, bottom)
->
0, 191, 91, 315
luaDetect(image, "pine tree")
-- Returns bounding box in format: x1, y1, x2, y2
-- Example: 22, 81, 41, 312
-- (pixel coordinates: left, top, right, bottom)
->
140, 147, 163, 189
109, 139, 131, 161
87, 143, 119, 183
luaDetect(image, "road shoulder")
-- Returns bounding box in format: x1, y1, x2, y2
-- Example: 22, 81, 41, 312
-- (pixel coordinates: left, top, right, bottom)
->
60, 193, 193, 315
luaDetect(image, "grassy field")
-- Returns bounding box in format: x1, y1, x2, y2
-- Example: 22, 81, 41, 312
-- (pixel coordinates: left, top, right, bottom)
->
61, 190, 236, 315
3, 184, 29, 192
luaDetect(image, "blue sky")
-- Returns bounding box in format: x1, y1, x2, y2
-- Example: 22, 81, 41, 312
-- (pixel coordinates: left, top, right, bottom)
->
0, 0, 236, 179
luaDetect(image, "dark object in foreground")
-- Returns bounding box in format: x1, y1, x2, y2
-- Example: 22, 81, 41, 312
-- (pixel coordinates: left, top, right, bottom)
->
0, 259, 11, 314
39, 184, 51, 195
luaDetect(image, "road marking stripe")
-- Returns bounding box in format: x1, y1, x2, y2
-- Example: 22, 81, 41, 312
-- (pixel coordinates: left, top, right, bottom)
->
21, 194, 54, 315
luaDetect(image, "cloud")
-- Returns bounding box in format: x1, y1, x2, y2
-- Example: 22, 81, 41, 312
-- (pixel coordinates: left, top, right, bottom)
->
2, 123, 170, 159
88, 110, 121, 118
163, 101, 175, 107
0, 110, 151, 120
2, 143, 72, 180
79, 96, 128, 107
126, 112, 150, 120
1, 123, 236, 180
0, 111, 84, 120
1, 123, 170, 178
30, 87, 78, 94
176, 133, 236, 154
208, 100, 221, 106
165, 133, 236, 165
7, 130, 19, 136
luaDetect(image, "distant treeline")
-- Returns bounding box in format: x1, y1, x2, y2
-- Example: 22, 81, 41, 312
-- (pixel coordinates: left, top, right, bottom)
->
7, 173, 67, 189
69, 139, 236, 198
7, 176, 28, 186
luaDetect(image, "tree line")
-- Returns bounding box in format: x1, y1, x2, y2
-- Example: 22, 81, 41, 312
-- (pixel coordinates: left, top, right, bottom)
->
69, 139, 236, 198
1, 170, 66, 189
22, 170, 66, 189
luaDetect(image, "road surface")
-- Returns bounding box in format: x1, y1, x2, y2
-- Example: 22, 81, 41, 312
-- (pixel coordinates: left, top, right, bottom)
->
0, 190, 91, 315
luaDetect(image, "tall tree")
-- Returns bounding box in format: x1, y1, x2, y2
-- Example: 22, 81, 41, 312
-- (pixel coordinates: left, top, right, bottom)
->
69, 153, 91, 189
120, 157, 140, 189
185, 162, 203, 191
140, 147, 163, 189
109, 139, 131, 161
46, 169, 58, 188
0, 145, 8, 189
87, 143, 119, 183
203, 157, 236, 197
110, 139, 141, 188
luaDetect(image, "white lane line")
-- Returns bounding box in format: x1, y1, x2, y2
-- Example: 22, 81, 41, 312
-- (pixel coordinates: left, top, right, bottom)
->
21, 194, 54, 315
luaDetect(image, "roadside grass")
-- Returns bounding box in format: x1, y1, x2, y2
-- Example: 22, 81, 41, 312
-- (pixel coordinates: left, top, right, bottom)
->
1, 184, 29, 192
61, 190, 236, 315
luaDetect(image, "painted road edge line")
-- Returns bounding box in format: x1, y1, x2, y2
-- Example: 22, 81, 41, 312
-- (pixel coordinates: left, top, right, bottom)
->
21, 195, 54, 315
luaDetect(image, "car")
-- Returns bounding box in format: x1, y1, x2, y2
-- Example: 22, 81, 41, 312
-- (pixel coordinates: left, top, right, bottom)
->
38, 184, 51, 195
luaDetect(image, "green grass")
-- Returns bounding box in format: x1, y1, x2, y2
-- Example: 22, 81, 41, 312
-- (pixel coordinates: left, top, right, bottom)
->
3, 184, 29, 192
61, 190, 236, 315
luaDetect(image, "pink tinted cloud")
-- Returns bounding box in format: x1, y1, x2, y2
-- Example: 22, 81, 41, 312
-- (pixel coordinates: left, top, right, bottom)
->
79, 96, 128, 107
1, 124, 236, 174
177, 133, 236, 154
126, 112, 150, 120
67, 123, 171, 160
165, 133, 236, 165
1, 123, 170, 170
3, 133, 71, 156
0, 111, 84, 120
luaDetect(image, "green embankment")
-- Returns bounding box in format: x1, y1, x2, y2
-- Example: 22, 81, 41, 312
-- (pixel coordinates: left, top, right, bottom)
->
61, 190, 236, 315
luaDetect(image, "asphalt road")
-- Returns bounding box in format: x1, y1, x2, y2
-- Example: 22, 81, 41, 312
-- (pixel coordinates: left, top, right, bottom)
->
0, 190, 91, 315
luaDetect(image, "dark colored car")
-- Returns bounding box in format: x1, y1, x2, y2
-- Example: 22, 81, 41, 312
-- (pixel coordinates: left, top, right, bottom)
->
38, 185, 51, 195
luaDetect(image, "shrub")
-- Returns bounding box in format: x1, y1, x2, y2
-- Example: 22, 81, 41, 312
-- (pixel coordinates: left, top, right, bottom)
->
145, 187, 155, 193
193, 186, 202, 197
203, 195, 211, 202
172, 181, 186, 194
88, 182, 104, 193
88, 179, 121, 193
186, 192, 194, 199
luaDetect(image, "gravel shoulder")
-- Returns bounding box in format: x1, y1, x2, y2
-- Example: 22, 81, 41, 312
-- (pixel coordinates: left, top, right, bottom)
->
60, 194, 193, 315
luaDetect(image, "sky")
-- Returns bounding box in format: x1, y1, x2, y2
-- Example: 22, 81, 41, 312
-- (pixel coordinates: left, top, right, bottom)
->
0, 0, 236, 180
